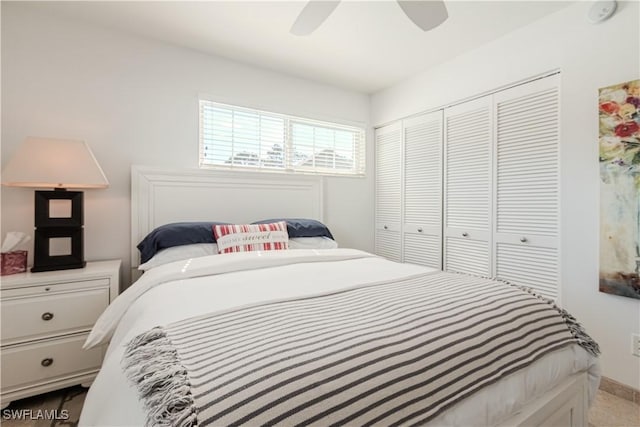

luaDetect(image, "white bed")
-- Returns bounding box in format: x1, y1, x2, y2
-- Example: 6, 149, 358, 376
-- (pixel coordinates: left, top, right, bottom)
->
79, 167, 599, 426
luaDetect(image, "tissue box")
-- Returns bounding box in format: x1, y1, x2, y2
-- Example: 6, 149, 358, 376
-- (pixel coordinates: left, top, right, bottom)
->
1, 250, 27, 275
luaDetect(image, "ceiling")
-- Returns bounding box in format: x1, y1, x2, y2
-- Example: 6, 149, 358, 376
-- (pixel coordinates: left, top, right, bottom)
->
28, 1, 573, 94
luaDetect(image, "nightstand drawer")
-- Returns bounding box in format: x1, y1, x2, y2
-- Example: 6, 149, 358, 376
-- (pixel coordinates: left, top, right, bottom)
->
1, 334, 103, 391
1, 287, 109, 345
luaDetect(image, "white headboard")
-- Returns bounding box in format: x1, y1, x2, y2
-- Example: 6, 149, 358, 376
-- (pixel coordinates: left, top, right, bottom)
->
131, 165, 324, 268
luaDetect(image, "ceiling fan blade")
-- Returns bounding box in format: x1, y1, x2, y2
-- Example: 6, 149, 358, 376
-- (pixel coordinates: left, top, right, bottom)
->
290, 0, 341, 36
396, 0, 448, 31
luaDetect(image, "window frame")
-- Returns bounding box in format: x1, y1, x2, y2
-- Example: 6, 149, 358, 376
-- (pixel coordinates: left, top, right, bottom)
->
198, 100, 366, 177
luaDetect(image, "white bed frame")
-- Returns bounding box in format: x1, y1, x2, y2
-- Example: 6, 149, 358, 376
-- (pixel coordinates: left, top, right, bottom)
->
500, 372, 589, 426
131, 165, 323, 269
130, 165, 591, 427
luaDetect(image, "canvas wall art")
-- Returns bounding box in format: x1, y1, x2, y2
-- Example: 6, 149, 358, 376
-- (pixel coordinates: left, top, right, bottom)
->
599, 78, 640, 299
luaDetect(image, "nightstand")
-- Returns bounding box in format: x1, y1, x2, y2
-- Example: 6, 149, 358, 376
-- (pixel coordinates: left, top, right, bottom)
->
0, 260, 120, 408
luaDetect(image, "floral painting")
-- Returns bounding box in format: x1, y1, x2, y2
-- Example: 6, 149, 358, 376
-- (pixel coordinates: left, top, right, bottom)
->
599, 79, 640, 299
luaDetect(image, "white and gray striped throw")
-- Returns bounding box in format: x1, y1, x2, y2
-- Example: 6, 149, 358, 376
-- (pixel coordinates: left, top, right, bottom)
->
122, 271, 599, 427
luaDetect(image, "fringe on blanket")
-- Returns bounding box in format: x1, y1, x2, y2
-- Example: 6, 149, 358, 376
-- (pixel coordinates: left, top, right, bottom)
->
511, 284, 601, 357
445, 270, 602, 358
122, 327, 198, 427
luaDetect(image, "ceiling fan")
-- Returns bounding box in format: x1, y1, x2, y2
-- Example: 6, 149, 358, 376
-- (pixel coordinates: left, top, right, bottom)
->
290, 0, 448, 36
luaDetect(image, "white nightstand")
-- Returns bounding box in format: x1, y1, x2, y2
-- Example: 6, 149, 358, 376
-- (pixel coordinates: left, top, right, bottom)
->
0, 260, 121, 408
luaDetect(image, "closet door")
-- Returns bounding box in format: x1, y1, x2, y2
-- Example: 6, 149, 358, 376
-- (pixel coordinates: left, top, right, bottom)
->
402, 111, 443, 268
494, 74, 560, 299
444, 96, 492, 276
375, 122, 402, 262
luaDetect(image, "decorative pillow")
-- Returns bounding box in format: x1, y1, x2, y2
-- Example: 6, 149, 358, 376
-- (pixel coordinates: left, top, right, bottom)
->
251, 218, 334, 240
213, 222, 289, 253
138, 243, 219, 271
137, 222, 228, 263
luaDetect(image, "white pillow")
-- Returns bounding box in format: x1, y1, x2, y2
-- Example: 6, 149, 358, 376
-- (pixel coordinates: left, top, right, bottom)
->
288, 236, 338, 250
138, 237, 338, 271
138, 243, 218, 271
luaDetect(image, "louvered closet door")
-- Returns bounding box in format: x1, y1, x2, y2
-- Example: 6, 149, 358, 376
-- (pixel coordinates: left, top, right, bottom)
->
494, 74, 560, 300
403, 111, 443, 268
444, 96, 492, 276
375, 122, 402, 262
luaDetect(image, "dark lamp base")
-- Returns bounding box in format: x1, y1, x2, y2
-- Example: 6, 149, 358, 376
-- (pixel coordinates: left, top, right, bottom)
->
32, 190, 86, 273
31, 261, 86, 273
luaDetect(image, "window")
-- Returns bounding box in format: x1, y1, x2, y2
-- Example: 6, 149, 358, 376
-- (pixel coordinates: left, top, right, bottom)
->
199, 100, 366, 176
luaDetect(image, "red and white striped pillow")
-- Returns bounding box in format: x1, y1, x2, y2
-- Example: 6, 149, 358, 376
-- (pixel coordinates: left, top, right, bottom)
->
213, 221, 289, 254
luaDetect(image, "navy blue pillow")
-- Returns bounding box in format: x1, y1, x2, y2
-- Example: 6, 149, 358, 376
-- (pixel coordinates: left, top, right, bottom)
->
137, 222, 228, 263
251, 218, 334, 240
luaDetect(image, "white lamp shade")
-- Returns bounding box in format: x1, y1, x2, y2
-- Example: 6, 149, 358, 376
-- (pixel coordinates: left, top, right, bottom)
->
2, 137, 109, 189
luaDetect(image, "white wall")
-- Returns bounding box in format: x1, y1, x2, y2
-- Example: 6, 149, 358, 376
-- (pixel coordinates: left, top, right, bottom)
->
0, 3, 373, 287
372, 1, 640, 389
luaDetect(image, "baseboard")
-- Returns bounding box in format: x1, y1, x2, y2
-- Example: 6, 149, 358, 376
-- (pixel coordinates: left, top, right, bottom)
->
599, 376, 640, 405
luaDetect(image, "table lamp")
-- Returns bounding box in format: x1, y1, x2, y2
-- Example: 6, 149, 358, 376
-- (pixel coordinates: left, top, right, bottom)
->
1, 137, 109, 272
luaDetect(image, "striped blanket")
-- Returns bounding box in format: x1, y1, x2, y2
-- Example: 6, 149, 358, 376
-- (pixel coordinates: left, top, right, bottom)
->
122, 271, 598, 427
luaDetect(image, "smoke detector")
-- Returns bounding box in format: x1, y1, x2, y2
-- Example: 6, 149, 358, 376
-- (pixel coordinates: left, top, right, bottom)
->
588, 0, 617, 23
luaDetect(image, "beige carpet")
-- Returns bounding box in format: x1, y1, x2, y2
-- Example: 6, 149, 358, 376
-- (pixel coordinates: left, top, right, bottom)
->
589, 389, 640, 427
1, 386, 85, 427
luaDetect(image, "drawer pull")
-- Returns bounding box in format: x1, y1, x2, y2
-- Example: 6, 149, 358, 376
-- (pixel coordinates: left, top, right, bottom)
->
383, 225, 388, 230
41, 312, 54, 321
520, 237, 528, 243
41, 358, 53, 367
462, 232, 469, 237
417, 228, 423, 233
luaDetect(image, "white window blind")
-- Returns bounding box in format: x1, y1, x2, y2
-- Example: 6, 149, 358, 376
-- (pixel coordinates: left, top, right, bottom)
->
199, 100, 366, 176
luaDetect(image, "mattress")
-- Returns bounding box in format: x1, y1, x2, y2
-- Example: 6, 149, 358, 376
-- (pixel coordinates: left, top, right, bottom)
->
79, 249, 600, 426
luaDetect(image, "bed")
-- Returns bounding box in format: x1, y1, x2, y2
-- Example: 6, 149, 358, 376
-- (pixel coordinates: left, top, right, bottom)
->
78, 166, 600, 426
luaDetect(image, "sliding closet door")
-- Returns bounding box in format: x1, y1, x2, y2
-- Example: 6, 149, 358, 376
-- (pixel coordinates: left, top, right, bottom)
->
375, 122, 402, 262
444, 96, 492, 276
402, 111, 443, 268
494, 74, 560, 299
